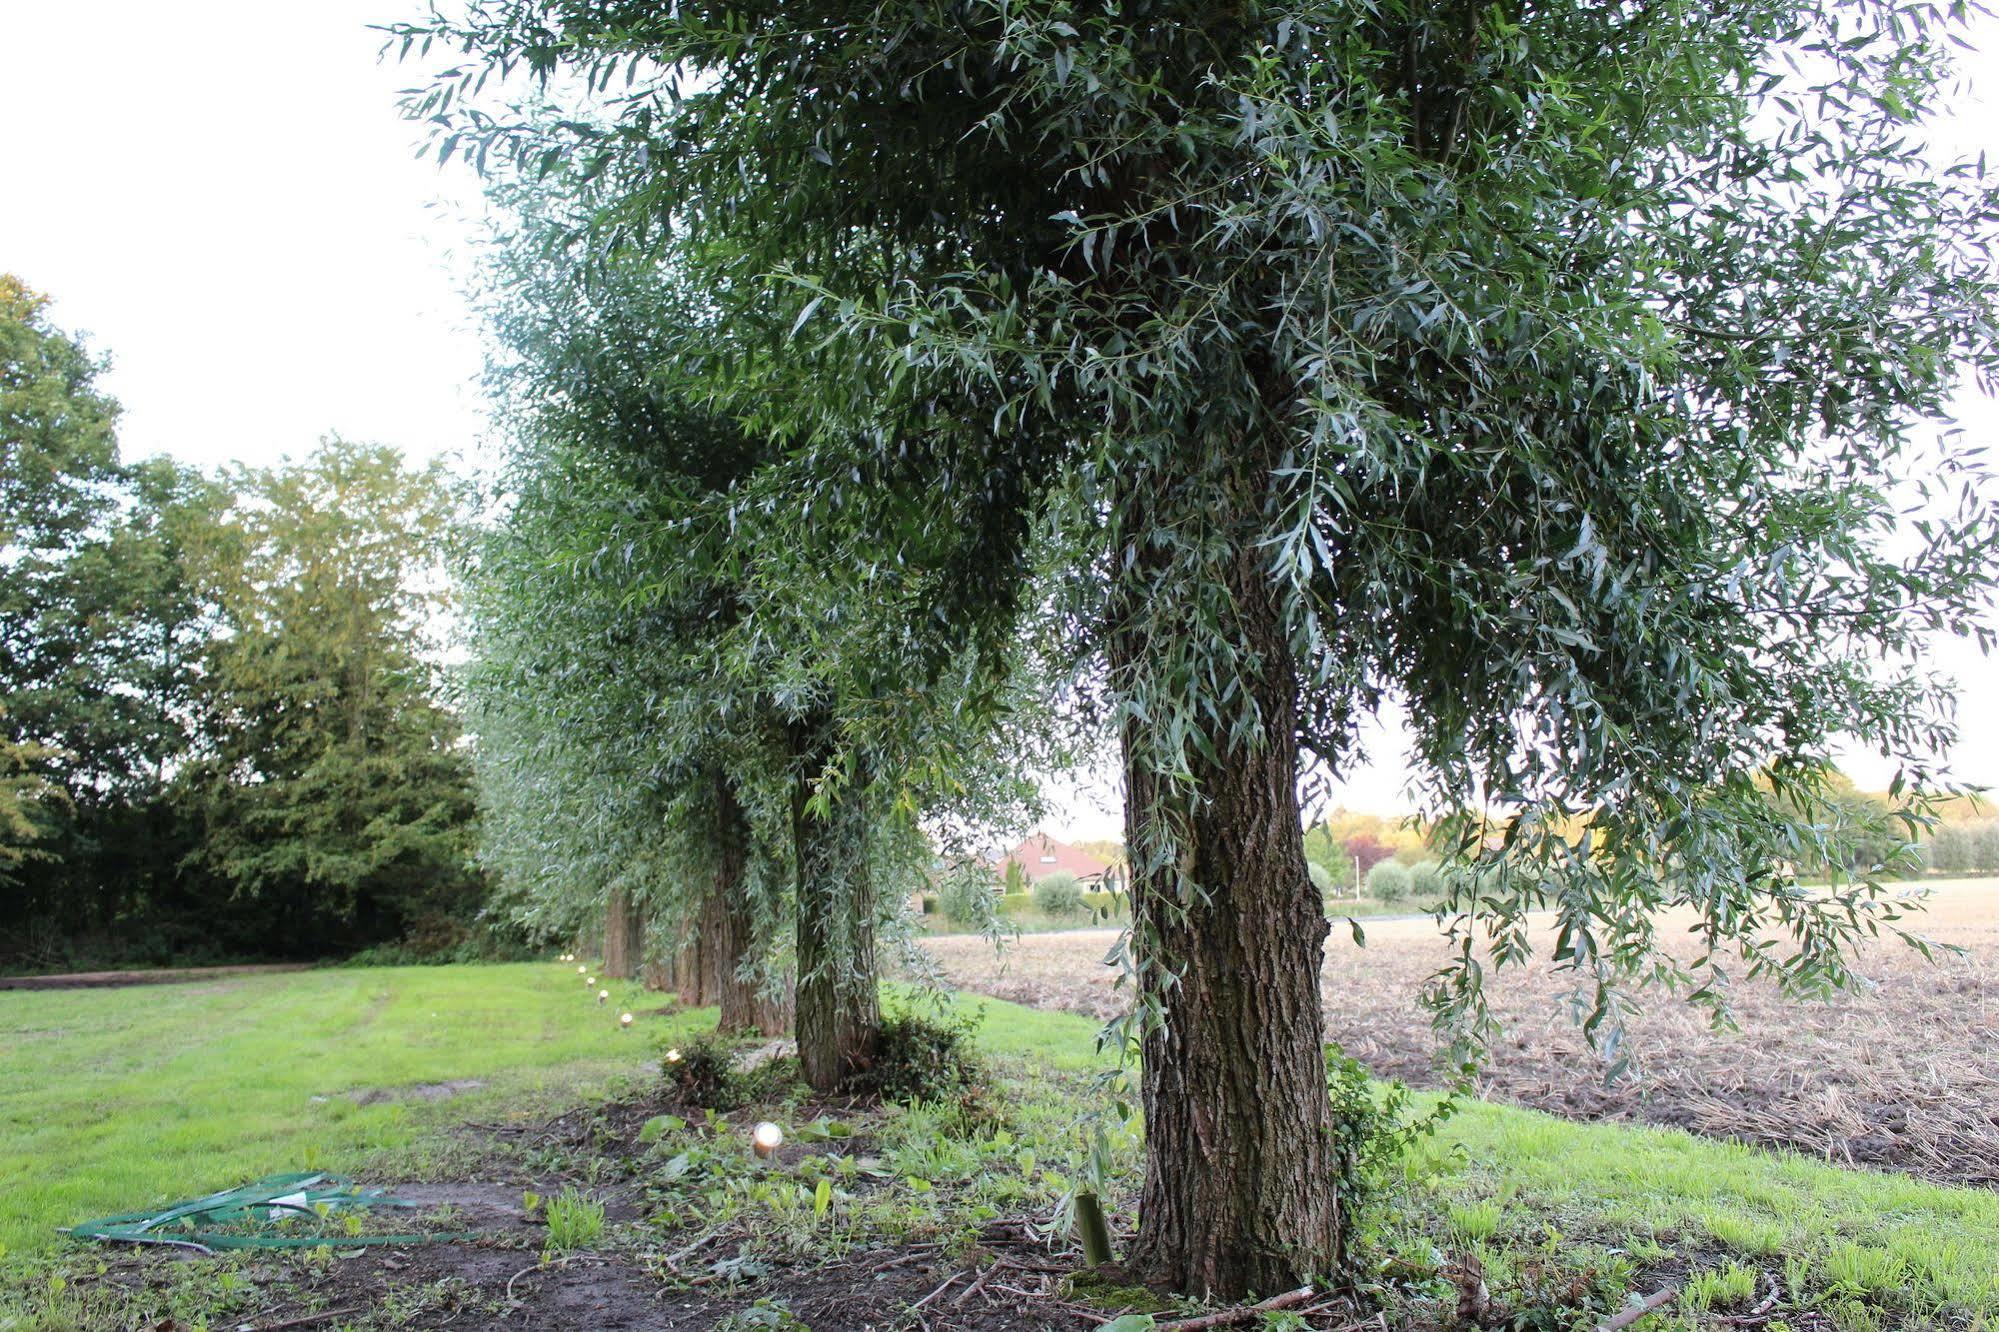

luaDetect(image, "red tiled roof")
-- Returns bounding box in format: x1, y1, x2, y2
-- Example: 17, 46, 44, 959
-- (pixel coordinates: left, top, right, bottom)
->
993, 833, 1111, 883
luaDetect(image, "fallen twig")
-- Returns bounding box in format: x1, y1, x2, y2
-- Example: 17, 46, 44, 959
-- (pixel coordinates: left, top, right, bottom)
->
1597, 1287, 1677, 1331
1716, 1274, 1785, 1327
660, 1227, 727, 1274
953, 1261, 997, 1308
1154, 1286, 1316, 1331
907, 1270, 964, 1315
993, 1254, 1070, 1274
246, 1307, 365, 1332
504, 1254, 604, 1305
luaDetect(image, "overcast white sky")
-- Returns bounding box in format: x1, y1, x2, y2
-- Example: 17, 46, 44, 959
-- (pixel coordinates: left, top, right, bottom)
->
1, 1, 1993, 839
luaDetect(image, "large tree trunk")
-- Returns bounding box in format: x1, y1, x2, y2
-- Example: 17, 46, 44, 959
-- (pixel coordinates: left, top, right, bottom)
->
1116, 492, 1338, 1297
601, 885, 644, 980
643, 950, 678, 995
790, 729, 880, 1092
690, 772, 791, 1036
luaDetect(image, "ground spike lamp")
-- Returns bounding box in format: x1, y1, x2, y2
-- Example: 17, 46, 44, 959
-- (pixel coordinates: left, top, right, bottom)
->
751, 1122, 783, 1160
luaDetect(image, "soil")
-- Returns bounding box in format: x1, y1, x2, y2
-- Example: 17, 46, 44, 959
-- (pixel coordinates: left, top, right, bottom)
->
69, 1086, 1153, 1331
923, 878, 1999, 1187
339, 1080, 489, 1106
0, 963, 313, 991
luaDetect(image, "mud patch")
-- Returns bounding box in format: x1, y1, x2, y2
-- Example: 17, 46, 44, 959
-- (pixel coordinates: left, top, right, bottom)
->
337, 1079, 488, 1106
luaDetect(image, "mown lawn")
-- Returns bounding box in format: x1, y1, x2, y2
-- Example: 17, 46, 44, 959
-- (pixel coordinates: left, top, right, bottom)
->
0, 963, 709, 1257
4, 967, 1996, 1326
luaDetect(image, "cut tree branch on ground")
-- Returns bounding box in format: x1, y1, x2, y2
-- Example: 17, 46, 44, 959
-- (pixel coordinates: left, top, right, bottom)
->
1153, 1285, 1316, 1331
1598, 1287, 1678, 1331
247, 1308, 365, 1332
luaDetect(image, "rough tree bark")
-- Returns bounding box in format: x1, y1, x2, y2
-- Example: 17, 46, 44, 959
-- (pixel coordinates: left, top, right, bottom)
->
790, 722, 880, 1091
643, 949, 678, 995
601, 885, 645, 980
685, 771, 791, 1035
1114, 481, 1338, 1297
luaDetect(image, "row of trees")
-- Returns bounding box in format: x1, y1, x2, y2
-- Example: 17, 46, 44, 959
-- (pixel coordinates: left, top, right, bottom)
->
400, 0, 1999, 1296
465, 206, 1053, 1074
1925, 821, 1999, 876
0, 276, 483, 966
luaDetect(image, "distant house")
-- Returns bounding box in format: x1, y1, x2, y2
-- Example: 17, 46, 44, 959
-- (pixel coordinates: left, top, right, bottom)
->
993, 832, 1113, 887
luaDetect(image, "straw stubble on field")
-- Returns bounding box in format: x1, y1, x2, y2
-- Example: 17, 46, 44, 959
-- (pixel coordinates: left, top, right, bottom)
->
922, 879, 1999, 1186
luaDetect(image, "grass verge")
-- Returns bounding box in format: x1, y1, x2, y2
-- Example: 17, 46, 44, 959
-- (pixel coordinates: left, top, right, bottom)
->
2, 969, 1995, 1329
0, 962, 710, 1257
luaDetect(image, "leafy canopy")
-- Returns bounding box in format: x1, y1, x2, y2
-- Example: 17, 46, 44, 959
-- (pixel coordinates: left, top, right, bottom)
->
393, 0, 1999, 1059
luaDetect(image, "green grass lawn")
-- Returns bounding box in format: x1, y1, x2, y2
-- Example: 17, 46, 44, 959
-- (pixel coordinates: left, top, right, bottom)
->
5, 967, 1996, 1325
0, 962, 710, 1258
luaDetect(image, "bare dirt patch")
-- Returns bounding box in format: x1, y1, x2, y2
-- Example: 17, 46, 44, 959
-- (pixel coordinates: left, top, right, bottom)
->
0, 963, 312, 991
56, 1088, 1130, 1331
340, 1079, 489, 1106
923, 879, 1999, 1187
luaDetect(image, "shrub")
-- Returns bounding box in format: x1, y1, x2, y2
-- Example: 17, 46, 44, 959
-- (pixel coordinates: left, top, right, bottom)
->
664, 1032, 799, 1108
1407, 860, 1444, 902
1033, 871, 1085, 916
1308, 861, 1334, 898
936, 864, 999, 927
664, 1033, 742, 1108
1366, 860, 1412, 903
1977, 821, 1999, 873
854, 1006, 987, 1111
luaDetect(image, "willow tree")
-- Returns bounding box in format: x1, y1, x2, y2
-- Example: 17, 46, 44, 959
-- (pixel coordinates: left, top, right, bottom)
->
470, 208, 795, 1031
402, 0, 1999, 1293
469, 196, 1035, 1066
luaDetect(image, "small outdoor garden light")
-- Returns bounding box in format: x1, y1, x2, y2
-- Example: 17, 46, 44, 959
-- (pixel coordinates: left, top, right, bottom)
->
586, 976, 596, 986
751, 1122, 783, 1159
597, 989, 609, 1004
576, 964, 586, 974
619, 1012, 634, 1028
664, 1047, 682, 1064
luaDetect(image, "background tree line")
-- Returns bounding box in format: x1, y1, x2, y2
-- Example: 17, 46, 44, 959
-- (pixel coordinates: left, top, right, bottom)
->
0, 275, 490, 970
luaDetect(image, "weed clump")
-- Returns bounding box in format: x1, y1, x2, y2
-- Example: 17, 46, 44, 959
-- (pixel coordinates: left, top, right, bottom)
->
664, 1034, 744, 1108
852, 1007, 986, 1111
1325, 1043, 1457, 1272
542, 1187, 604, 1253
663, 1033, 801, 1109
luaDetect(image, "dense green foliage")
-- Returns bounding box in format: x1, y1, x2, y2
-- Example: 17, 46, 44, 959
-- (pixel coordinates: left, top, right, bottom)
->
935, 863, 1001, 929
463, 182, 1064, 1084
1367, 859, 1414, 904
395, 0, 1999, 1292
1032, 870, 1085, 916
1926, 820, 1999, 875
0, 278, 486, 968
